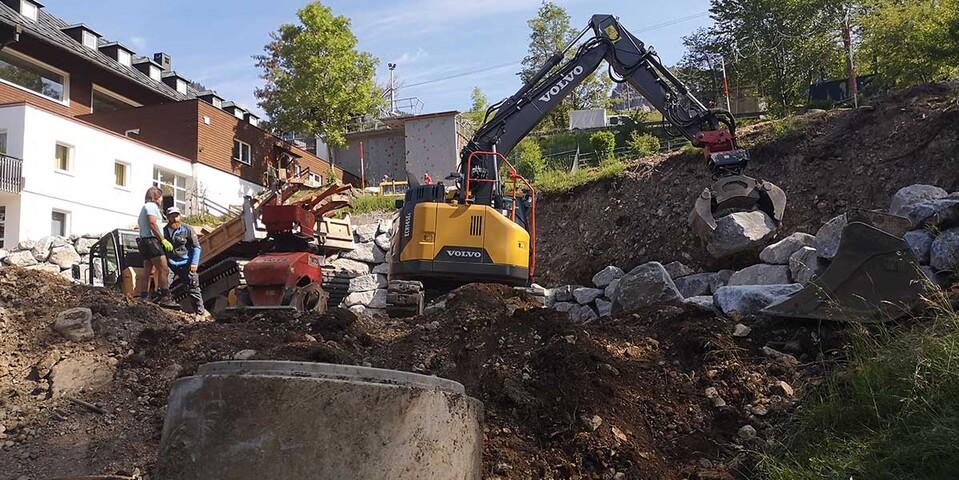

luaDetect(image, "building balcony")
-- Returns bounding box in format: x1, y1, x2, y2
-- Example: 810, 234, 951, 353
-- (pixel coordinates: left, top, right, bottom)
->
0, 154, 24, 193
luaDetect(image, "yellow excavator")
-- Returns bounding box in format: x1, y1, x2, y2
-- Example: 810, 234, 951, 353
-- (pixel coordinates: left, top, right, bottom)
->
386, 14, 928, 322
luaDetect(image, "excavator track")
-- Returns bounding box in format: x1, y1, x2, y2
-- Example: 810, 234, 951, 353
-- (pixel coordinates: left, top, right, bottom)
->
386, 280, 425, 318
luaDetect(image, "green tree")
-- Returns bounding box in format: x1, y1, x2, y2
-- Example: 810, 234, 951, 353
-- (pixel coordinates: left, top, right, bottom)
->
255, 2, 381, 146
627, 131, 661, 158
520, 1, 612, 131
589, 130, 616, 164
509, 138, 546, 181
708, 0, 846, 114
858, 0, 959, 86
465, 86, 489, 127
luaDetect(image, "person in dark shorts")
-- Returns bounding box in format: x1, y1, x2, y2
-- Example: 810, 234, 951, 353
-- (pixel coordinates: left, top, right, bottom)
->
163, 206, 207, 317
135, 186, 173, 304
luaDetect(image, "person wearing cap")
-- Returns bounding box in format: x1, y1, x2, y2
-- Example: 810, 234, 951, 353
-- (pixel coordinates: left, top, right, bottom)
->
162, 206, 206, 316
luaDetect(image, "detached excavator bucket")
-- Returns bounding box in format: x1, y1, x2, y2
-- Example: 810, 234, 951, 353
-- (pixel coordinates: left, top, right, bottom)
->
763, 217, 927, 322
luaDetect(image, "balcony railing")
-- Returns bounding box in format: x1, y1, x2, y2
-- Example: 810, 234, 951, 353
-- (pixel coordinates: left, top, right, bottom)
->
0, 154, 23, 193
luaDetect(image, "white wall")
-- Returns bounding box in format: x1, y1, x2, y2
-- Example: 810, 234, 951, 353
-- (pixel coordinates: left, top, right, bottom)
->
192, 163, 264, 213
0, 104, 195, 242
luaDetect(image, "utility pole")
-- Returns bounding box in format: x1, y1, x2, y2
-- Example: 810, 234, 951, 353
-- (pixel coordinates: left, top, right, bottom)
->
388, 63, 397, 114
842, 9, 859, 108
721, 56, 732, 112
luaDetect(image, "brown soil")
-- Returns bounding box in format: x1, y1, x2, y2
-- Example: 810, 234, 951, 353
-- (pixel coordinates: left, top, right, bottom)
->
536, 82, 959, 285
0, 269, 845, 479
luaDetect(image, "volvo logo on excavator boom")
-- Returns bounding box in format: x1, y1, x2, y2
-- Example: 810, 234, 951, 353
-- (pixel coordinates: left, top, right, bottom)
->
539, 66, 584, 103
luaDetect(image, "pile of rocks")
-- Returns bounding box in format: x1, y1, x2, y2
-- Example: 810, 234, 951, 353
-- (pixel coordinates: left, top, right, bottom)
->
327, 220, 393, 316
0, 234, 100, 281
547, 183, 959, 321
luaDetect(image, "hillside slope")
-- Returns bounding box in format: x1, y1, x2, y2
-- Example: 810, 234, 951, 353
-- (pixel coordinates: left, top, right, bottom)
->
536, 82, 959, 285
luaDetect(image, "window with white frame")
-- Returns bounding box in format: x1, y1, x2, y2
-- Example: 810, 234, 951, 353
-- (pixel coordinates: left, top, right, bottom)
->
232, 139, 251, 165
81, 31, 98, 49
54, 142, 73, 171
116, 49, 132, 67
0, 131, 7, 155
153, 167, 187, 211
51, 210, 68, 237
0, 49, 67, 103
114, 161, 129, 187
20, 1, 38, 21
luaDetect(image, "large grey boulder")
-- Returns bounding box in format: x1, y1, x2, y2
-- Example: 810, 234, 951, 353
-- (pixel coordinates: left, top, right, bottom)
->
903, 229, 935, 264
595, 298, 613, 318
673, 273, 714, 298
759, 232, 816, 265
554, 302, 576, 313
789, 247, 824, 284
706, 211, 777, 258
49, 246, 81, 269
353, 223, 379, 243
814, 214, 848, 259
899, 199, 959, 229
374, 233, 391, 251
368, 289, 388, 309
16, 239, 36, 251
342, 290, 375, 307
330, 258, 371, 278
573, 287, 604, 305
569, 304, 598, 322
378, 219, 393, 235
663, 261, 695, 279
349, 274, 387, 293
930, 227, 959, 272
74, 237, 99, 256
341, 242, 378, 263
4, 250, 38, 267
713, 284, 804, 317
28, 264, 61, 274
684, 295, 718, 313
372, 262, 390, 274
591, 266, 625, 288
53, 307, 94, 342
709, 270, 734, 293
611, 262, 684, 313
890, 184, 948, 216
728, 264, 791, 286
32, 236, 68, 262
604, 278, 621, 300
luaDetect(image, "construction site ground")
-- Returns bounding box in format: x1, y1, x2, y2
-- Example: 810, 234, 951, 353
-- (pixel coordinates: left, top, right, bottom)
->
1, 82, 957, 479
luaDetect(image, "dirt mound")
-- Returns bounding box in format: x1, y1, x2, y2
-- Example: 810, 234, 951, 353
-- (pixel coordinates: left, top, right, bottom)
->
2, 271, 836, 479
536, 82, 959, 285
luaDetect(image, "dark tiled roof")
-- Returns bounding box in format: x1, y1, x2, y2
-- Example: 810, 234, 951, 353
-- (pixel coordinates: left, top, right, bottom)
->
0, 3, 189, 101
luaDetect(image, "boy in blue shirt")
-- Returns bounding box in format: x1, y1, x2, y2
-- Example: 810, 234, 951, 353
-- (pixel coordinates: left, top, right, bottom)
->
162, 206, 206, 316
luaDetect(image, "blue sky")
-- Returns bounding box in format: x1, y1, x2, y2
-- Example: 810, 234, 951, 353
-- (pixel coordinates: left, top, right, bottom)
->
43, 0, 713, 117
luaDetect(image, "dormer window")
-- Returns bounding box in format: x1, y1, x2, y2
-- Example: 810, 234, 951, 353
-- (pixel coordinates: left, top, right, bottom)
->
99, 43, 134, 67
161, 72, 189, 95
81, 30, 97, 49
133, 57, 163, 82
20, 0, 38, 21
197, 91, 224, 109
245, 113, 260, 127
62, 25, 101, 50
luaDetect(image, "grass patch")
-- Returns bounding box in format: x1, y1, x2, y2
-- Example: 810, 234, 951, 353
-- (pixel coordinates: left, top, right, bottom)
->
182, 212, 229, 227
535, 159, 626, 194
762, 290, 959, 480
349, 194, 399, 216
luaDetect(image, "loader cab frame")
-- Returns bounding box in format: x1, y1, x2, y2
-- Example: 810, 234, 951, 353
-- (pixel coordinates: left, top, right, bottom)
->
83, 228, 142, 289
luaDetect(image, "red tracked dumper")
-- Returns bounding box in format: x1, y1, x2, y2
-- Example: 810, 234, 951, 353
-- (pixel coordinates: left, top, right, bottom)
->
233, 184, 353, 313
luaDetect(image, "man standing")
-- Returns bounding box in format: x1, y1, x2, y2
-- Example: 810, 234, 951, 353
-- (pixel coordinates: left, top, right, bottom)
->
163, 206, 206, 316
135, 187, 173, 304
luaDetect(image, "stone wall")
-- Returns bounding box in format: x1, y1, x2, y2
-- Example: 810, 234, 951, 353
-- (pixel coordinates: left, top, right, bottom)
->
0, 234, 99, 281
327, 220, 393, 316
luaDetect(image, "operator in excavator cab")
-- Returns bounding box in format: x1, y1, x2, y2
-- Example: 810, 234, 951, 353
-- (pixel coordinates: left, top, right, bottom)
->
163, 206, 206, 317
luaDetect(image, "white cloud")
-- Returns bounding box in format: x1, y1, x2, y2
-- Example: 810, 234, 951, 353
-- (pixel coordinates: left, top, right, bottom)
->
393, 48, 428, 67
355, 0, 549, 39
128, 36, 147, 50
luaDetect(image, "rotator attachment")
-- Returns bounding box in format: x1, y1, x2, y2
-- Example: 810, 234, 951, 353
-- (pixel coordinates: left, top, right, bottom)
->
689, 175, 787, 241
